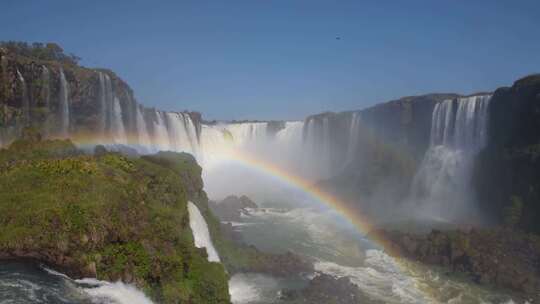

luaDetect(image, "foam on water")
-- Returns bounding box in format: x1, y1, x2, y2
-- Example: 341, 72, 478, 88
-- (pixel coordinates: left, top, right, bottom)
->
75, 278, 154, 304
315, 249, 430, 304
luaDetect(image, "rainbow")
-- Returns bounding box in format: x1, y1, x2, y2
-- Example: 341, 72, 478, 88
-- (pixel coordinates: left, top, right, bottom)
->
68, 136, 405, 254
66, 138, 436, 302
216, 148, 442, 302
214, 148, 405, 253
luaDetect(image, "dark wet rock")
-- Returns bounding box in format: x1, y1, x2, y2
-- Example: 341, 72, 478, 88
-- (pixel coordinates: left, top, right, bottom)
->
209, 194, 258, 221
281, 273, 380, 304
375, 228, 540, 302
267, 120, 286, 137
473, 74, 540, 234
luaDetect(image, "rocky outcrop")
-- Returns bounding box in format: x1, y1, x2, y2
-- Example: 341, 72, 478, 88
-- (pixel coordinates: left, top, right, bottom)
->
281, 273, 380, 304
309, 94, 457, 218
474, 74, 540, 233
209, 195, 258, 221
375, 228, 540, 302
196, 199, 314, 278
0, 134, 230, 303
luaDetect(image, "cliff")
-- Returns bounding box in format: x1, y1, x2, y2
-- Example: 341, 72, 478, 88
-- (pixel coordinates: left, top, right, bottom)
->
474, 74, 540, 233
0, 42, 202, 147
0, 131, 230, 303
309, 94, 457, 217
375, 228, 540, 302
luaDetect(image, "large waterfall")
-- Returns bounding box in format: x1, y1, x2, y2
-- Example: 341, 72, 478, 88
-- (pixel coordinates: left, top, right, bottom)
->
411, 95, 491, 221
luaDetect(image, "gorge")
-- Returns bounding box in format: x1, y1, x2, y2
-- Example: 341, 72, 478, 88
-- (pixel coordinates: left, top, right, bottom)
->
1, 43, 540, 303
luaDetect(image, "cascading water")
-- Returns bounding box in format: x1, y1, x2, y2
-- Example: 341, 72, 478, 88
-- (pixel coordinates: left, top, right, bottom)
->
225, 122, 268, 146
151, 111, 172, 152
345, 112, 361, 165
111, 96, 127, 144
16, 70, 29, 125
41, 66, 50, 109
301, 117, 335, 179
40, 66, 51, 137
59, 68, 70, 137
183, 113, 200, 156
166, 112, 195, 155
104, 74, 114, 135
135, 105, 152, 149
410, 95, 491, 221
0, 262, 155, 304
187, 201, 220, 262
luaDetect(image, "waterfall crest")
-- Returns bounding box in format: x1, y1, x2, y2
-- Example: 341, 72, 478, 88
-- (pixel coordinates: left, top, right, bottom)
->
410, 95, 491, 220
187, 201, 220, 262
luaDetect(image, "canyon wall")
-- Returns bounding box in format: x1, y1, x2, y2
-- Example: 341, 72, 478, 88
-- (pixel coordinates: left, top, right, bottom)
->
2, 42, 540, 232
474, 75, 540, 233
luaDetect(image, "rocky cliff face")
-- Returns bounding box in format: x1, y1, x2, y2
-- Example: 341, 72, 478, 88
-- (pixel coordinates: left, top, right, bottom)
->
375, 228, 540, 302
3, 42, 540, 235
0, 44, 202, 148
474, 74, 540, 233
307, 94, 458, 217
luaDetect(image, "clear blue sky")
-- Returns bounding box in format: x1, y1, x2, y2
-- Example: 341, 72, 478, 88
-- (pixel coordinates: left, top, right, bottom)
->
1, 1, 539, 120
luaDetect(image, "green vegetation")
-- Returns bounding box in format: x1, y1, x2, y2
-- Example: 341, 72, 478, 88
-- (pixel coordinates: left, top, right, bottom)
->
0, 134, 230, 303
0, 41, 80, 65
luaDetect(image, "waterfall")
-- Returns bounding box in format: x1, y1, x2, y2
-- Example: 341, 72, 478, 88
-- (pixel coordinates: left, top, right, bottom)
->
111, 96, 127, 144
16, 70, 29, 125
275, 121, 303, 143
187, 201, 220, 262
166, 112, 195, 154
410, 95, 491, 220
59, 68, 70, 137
149, 111, 170, 152
41, 66, 50, 109
224, 122, 268, 146
301, 117, 334, 179
105, 74, 114, 135
135, 106, 152, 149
40, 66, 51, 136
345, 112, 361, 164
183, 113, 199, 156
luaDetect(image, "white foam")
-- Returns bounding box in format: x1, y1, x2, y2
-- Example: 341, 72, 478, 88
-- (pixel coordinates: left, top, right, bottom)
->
41, 265, 71, 280
228, 273, 279, 304
315, 249, 430, 304
76, 278, 154, 304
188, 201, 221, 262
38, 265, 154, 304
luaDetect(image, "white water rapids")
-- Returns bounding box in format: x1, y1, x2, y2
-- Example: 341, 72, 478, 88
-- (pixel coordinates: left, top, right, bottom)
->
0, 262, 154, 304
